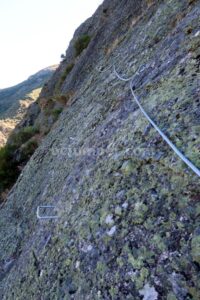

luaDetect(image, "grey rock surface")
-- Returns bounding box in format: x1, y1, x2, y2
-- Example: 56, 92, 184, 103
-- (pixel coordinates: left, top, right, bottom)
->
0, 0, 200, 299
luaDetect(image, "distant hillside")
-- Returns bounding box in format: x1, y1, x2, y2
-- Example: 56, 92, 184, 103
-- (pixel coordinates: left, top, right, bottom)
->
0, 65, 57, 146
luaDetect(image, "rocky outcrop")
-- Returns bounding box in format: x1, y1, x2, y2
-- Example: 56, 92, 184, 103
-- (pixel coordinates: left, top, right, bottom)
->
0, 0, 200, 299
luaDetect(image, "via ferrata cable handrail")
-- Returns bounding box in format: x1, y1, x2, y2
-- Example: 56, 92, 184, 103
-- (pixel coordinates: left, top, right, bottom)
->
113, 65, 135, 81
114, 66, 200, 178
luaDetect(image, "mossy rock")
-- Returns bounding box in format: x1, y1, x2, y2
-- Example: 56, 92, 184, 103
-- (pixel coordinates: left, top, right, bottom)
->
191, 234, 200, 264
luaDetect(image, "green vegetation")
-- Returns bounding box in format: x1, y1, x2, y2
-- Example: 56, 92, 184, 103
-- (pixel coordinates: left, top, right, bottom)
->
74, 35, 91, 57
0, 145, 20, 195
52, 108, 63, 119
0, 139, 38, 200
21, 139, 38, 158
44, 102, 63, 119
63, 63, 74, 78
60, 63, 74, 83
0, 127, 39, 201
55, 63, 75, 93
10, 126, 39, 147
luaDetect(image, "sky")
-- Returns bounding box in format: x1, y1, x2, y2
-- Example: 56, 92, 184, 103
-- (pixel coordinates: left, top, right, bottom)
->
0, 0, 103, 89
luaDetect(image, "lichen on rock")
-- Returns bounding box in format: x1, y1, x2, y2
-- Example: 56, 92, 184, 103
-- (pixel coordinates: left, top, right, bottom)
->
0, 0, 200, 299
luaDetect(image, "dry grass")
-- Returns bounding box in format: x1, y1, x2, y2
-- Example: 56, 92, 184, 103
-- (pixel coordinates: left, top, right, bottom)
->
106, 37, 123, 56
55, 91, 75, 106
146, 0, 154, 8
188, 0, 197, 5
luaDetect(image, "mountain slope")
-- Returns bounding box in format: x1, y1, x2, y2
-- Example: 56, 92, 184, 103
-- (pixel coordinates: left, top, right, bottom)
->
0, 66, 57, 117
0, 66, 57, 147
0, 0, 200, 299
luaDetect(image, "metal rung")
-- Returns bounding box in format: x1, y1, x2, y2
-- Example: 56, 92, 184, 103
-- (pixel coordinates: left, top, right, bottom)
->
36, 205, 59, 220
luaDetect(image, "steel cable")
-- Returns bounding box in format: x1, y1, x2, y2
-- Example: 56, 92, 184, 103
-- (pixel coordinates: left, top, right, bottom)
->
114, 66, 200, 177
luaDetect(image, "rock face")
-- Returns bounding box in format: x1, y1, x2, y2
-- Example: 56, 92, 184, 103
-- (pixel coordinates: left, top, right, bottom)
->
0, 66, 57, 147
0, 0, 200, 299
